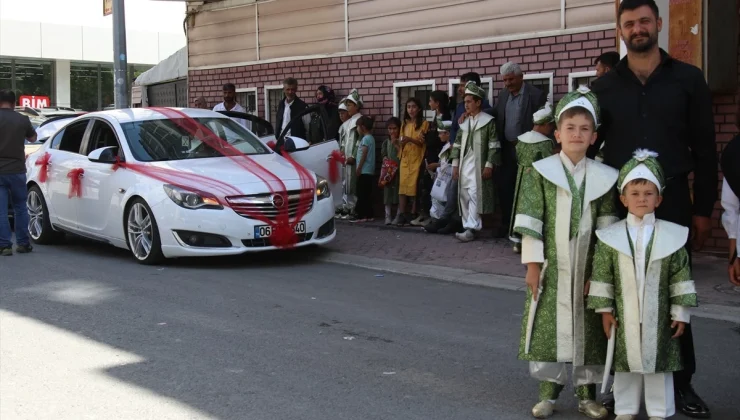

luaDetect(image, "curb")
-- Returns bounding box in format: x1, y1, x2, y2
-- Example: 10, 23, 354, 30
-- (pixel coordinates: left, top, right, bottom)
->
317, 252, 740, 324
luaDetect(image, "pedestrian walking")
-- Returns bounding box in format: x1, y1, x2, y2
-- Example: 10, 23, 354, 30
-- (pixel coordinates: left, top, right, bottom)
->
0, 89, 37, 256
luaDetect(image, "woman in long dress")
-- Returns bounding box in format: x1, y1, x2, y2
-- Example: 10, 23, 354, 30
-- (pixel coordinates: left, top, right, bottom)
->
394, 98, 429, 226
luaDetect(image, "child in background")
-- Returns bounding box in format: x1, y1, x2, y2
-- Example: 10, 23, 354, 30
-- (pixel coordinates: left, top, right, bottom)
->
352, 116, 376, 222
509, 99, 556, 254
381, 117, 402, 225
588, 150, 697, 420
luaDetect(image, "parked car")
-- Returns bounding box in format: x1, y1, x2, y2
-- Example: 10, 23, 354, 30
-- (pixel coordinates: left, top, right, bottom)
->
23, 106, 341, 264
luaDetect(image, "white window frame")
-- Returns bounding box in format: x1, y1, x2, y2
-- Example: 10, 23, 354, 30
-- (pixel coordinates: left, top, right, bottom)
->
447, 77, 494, 109
392, 80, 436, 118
235, 87, 258, 116
567, 71, 597, 92
263, 84, 284, 123
523, 72, 554, 104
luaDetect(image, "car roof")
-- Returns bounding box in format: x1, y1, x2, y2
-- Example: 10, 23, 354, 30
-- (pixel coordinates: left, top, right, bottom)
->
83, 108, 230, 124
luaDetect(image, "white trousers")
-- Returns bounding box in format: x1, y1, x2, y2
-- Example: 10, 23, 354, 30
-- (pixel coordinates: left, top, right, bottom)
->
614, 372, 674, 417
459, 184, 482, 231
529, 362, 604, 386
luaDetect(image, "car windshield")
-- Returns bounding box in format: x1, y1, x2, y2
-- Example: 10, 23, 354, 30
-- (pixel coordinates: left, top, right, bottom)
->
121, 117, 271, 162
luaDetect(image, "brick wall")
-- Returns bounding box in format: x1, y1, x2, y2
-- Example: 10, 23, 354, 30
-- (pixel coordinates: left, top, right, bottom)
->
189, 28, 736, 251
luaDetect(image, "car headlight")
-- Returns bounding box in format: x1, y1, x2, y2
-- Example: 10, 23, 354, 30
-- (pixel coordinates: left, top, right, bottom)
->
316, 175, 331, 201
163, 184, 223, 210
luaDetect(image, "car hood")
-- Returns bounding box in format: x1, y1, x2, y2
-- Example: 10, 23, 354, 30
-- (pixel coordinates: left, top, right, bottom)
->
142, 154, 315, 192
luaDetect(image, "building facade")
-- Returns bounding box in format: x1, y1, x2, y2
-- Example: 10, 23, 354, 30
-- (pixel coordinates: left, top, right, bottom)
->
0, 0, 186, 110
186, 0, 738, 251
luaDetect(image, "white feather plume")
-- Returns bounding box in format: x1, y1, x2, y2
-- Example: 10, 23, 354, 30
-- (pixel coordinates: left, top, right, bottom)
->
633, 148, 659, 162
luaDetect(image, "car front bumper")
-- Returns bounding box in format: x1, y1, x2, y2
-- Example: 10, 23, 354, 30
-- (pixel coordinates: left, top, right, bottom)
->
152, 195, 336, 258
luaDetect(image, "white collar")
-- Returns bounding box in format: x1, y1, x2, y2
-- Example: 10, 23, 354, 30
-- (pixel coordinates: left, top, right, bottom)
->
285, 98, 294, 106
559, 151, 586, 175
627, 212, 656, 228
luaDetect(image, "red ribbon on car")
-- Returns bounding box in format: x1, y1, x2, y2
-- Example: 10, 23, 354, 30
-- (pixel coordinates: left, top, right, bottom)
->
67, 168, 84, 198
35, 152, 51, 183
327, 149, 345, 184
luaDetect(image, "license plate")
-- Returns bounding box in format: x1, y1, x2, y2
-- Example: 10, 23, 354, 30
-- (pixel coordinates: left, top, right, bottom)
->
254, 222, 306, 239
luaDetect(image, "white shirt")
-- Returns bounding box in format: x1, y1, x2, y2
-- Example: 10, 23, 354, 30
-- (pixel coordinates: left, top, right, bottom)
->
721, 178, 740, 255
282, 99, 293, 136
626, 212, 656, 323
559, 151, 586, 187
213, 102, 251, 131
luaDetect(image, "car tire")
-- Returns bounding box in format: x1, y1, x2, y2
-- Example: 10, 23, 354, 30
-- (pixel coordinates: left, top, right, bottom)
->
27, 185, 64, 244
125, 198, 164, 265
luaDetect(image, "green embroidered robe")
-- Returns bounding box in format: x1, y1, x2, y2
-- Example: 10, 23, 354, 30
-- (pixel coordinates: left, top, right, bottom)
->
449, 112, 500, 215
587, 220, 698, 373
514, 155, 619, 366
340, 113, 362, 196
509, 131, 554, 242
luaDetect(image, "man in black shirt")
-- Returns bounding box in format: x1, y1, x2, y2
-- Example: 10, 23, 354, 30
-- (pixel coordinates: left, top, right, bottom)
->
590, 1, 715, 418
0, 90, 37, 256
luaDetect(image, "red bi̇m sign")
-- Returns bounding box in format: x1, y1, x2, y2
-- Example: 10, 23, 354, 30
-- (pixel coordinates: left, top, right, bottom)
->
19, 95, 50, 108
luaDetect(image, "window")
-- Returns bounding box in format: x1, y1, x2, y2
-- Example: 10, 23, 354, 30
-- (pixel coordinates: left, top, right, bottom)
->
70, 64, 99, 111
85, 120, 121, 156
523, 73, 554, 104
264, 85, 284, 124
568, 71, 598, 92
57, 120, 91, 154
235, 87, 258, 115
13, 60, 53, 100
448, 77, 494, 112
121, 117, 270, 162
393, 80, 436, 120
0, 59, 11, 91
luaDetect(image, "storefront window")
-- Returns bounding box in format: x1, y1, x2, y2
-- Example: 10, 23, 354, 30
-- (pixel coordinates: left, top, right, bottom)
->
100, 64, 114, 109
70, 64, 99, 111
0, 59, 11, 91
13, 60, 53, 100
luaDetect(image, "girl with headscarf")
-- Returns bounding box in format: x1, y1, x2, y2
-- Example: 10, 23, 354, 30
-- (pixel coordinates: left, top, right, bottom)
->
307, 85, 341, 144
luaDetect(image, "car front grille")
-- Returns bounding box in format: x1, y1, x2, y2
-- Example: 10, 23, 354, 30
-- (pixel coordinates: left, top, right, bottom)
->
241, 232, 313, 248
226, 189, 314, 220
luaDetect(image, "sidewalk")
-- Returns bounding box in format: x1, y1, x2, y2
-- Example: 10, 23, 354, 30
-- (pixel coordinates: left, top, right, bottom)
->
322, 219, 740, 318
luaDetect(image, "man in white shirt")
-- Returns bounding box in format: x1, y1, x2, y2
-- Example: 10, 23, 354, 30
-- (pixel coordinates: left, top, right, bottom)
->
213, 83, 251, 131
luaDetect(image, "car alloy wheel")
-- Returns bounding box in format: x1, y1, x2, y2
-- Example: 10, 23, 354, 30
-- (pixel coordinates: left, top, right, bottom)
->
27, 189, 44, 240
125, 199, 164, 264
26, 185, 63, 244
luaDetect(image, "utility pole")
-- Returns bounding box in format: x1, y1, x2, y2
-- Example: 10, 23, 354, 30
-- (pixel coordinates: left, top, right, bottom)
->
112, 0, 129, 108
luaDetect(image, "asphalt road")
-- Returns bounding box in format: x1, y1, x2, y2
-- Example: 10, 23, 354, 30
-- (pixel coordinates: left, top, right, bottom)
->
1, 237, 739, 420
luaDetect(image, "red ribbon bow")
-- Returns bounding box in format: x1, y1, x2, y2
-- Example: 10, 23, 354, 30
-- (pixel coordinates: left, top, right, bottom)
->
35, 152, 52, 183
328, 150, 346, 184
67, 168, 84, 198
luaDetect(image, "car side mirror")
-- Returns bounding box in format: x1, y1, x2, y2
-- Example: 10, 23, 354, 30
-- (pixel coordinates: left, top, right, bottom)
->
88, 146, 119, 164
283, 137, 310, 153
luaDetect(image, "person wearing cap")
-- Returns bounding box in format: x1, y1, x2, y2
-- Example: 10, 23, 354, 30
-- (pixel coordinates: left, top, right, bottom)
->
449, 81, 500, 242
513, 87, 618, 420
508, 98, 556, 253
588, 149, 698, 420
337, 89, 364, 219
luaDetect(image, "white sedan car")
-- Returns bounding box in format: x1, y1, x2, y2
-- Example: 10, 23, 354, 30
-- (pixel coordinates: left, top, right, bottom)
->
24, 107, 342, 264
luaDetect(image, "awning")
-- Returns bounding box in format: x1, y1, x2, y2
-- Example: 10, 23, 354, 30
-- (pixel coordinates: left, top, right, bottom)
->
134, 46, 188, 86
